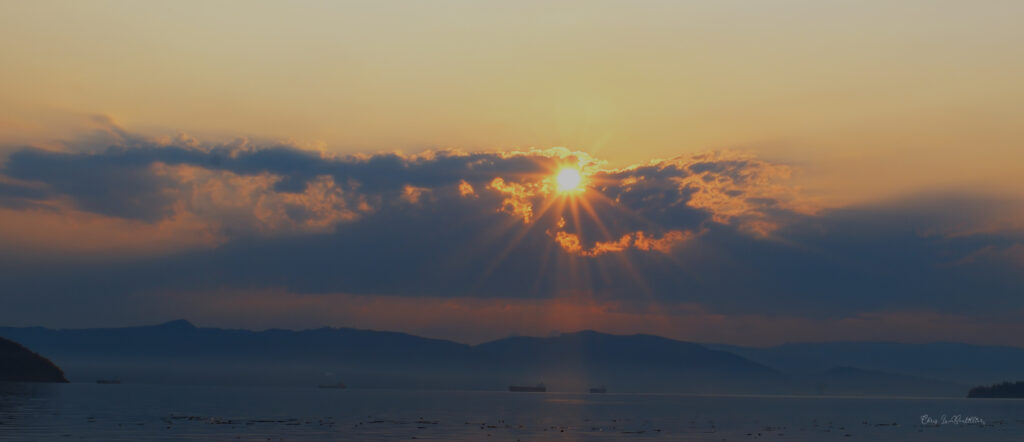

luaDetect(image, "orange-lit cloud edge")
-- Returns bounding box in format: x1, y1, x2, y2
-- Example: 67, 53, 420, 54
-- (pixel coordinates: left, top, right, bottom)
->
1, 124, 1023, 347
0, 132, 809, 259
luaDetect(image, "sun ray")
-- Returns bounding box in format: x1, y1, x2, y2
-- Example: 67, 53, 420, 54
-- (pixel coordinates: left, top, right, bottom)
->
472, 189, 566, 290
468, 162, 697, 311
577, 192, 655, 296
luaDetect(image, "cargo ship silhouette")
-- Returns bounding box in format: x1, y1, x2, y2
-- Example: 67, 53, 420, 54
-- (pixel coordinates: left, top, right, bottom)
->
508, 383, 546, 392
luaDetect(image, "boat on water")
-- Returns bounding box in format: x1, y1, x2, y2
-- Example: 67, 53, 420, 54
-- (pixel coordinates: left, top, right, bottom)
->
589, 385, 607, 393
508, 383, 546, 392
318, 382, 346, 389
96, 379, 121, 385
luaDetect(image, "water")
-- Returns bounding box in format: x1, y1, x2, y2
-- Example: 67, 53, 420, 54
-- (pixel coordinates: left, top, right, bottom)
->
1, 383, 1022, 441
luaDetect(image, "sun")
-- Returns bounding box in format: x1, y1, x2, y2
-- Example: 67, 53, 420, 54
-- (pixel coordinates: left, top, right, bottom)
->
554, 168, 584, 193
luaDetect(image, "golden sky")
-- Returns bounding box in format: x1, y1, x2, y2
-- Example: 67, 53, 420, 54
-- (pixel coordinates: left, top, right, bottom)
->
2, 1, 1024, 344
2, 0, 1022, 204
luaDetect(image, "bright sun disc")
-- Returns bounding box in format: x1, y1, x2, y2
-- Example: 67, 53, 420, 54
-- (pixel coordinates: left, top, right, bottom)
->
555, 168, 584, 193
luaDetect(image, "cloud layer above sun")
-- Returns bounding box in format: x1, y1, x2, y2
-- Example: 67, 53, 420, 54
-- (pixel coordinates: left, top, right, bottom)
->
1, 131, 1022, 345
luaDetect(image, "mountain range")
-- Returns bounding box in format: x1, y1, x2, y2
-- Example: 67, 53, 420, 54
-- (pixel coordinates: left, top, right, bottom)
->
3, 320, 1017, 397
707, 341, 1024, 387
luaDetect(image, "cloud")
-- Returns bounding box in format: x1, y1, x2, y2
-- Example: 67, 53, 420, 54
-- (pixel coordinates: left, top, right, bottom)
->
0, 132, 1022, 343
552, 228, 694, 257
595, 151, 808, 235
1, 140, 784, 250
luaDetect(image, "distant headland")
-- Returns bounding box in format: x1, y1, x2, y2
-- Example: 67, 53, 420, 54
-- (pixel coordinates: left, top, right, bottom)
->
967, 381, 1024, 398
0, 336, 68, 383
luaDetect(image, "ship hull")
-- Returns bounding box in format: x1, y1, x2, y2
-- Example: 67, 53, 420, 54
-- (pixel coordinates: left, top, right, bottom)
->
508, 385, 546, 392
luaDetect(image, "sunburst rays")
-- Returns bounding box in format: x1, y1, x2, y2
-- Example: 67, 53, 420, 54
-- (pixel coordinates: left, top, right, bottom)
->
462, 157, 693, 308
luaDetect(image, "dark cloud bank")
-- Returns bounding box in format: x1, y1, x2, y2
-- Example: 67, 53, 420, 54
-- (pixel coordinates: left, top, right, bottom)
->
0, 137, 1022, 331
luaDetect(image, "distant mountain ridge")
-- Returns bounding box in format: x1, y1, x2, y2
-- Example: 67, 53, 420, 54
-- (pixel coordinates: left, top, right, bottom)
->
0, 320, 785, 393
2, 320, 1010, 396
477, 331, 788, 393
707, 341, 1024, 386
0, 320, 482, 389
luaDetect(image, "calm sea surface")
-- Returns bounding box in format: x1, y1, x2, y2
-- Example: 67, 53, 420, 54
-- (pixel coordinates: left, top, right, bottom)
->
1, 383, 1021, 441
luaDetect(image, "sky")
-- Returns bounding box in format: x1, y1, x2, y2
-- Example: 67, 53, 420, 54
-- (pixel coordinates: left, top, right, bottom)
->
1, 1, 1022, 346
